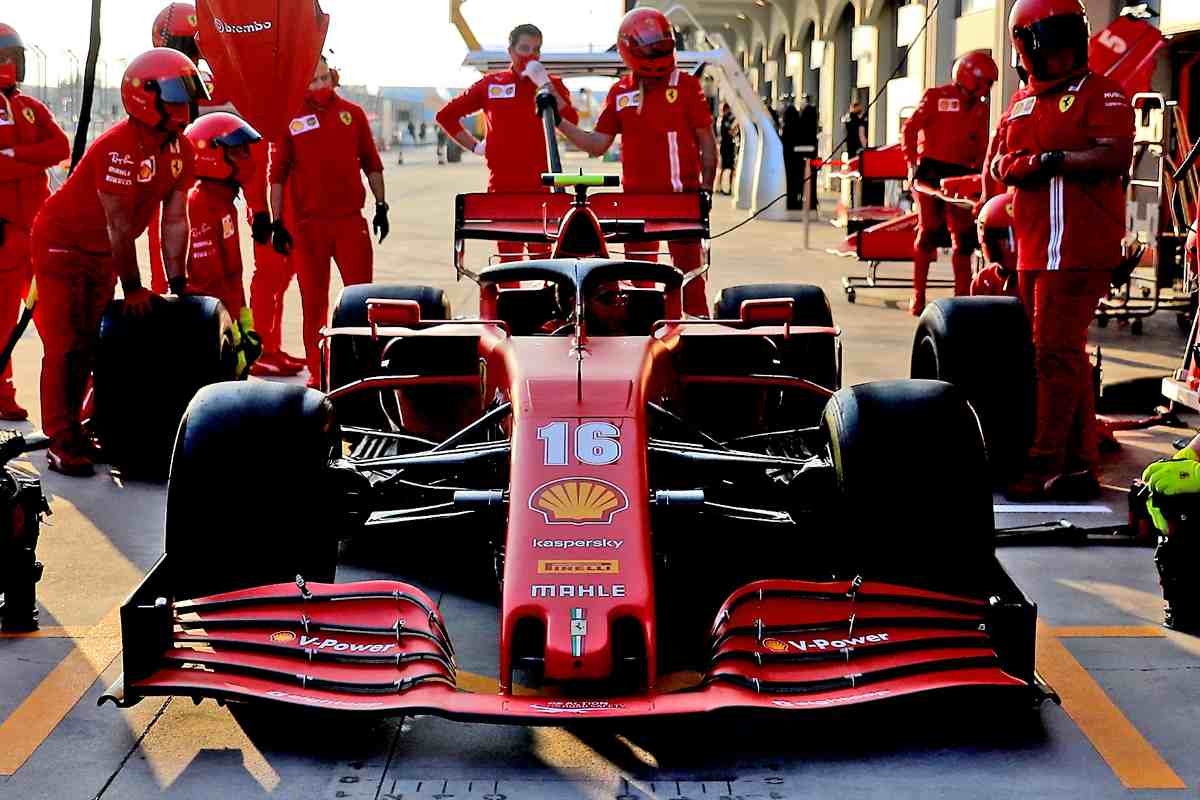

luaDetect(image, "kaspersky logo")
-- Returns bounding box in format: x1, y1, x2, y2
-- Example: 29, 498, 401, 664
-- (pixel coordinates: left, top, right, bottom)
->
213, 18, 273, 34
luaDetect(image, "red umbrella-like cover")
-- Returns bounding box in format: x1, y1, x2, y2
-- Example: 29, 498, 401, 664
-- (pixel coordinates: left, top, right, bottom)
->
195, 0, 330, 141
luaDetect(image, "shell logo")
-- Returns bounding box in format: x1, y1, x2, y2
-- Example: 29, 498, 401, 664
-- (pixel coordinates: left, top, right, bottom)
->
762, 637, 789, 653
530, 478, 628, 525
269, 631, 297, 643
290, 119, 305, 133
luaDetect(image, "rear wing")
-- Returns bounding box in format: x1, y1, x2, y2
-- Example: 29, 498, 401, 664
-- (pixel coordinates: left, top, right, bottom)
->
453, 191, 710, 280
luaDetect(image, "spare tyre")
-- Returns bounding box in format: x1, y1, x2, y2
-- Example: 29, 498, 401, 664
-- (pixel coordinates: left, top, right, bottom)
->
328, 284, 450, 429
910, 297, 1033, 482
94, 295, 237, 479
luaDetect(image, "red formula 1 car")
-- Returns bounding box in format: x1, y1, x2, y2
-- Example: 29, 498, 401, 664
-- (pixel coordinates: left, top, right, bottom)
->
102, 174, 1048, 722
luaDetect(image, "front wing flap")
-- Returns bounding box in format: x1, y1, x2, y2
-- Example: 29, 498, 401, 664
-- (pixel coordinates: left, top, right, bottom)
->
103, 568, 1037, 720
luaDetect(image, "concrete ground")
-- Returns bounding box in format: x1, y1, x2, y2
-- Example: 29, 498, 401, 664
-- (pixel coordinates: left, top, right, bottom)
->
1, 144, 1198, 798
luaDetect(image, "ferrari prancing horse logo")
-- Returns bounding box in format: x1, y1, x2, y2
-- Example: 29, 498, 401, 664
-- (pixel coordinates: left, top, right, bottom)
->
171, 159, 183, 179
665, 88, 678, 104
22, 107, 35, 125
1059, 95, 1076, 113
340, 111, 353, 126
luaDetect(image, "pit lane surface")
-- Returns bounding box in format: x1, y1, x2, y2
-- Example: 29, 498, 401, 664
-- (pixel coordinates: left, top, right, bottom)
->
1, 147, 1197, 799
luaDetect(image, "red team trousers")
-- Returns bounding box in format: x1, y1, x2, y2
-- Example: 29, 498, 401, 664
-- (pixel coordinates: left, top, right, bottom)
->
0, 228, 32, 401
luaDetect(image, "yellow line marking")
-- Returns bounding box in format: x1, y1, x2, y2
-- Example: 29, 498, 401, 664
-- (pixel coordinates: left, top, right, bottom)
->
0, 606, 123, 776
1052, 626, 1166, 638
1036, 621, 1186, 789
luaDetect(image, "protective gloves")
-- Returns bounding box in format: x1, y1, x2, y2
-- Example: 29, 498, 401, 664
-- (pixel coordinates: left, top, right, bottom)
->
233, 307, 263, 379
535, 87, 561, 126
0, 218, 6, 247
522, 60, 551, 89
271, 219, 293, 256
167, 276, 187, 296
473, 140, 486, 157
1142, 452, 1200, 534
250, 211, 273, 245
373, 201, 390, 243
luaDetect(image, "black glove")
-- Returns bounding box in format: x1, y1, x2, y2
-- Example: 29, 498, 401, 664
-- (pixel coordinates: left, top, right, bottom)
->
1039, 150, 1066, 176
168, 276, 188, 296
535, 86, 561, 127
372, 202, 390, 244
0, 218, 6, 248
250, 212, 273, 245
271, 219, 293, 256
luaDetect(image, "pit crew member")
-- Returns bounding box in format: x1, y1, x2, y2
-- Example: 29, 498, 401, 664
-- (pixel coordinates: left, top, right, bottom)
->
902, 50, 998, 314
992, 0, 1134, 499
1140, 438, 1200, 631
30, 48, 204, 476
183, 112, 263, 377
0, 23, 69, 420
435, 23, 579, 262
555, 8, 717, 317
269, 56, 387, 387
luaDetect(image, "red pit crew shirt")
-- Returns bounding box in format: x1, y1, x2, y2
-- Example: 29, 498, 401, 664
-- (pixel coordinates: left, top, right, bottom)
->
902, 83, 990, 171
0, 89, 69, 230
997, 72, 1133, 271
186, 180, 244, 312
35, 118, 195, 254
436, 69, 579, 192
596, 70, 710, 193
270, 94, 384, 222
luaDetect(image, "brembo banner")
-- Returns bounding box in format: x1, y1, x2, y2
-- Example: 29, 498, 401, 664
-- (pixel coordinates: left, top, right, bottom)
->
196, 0, 329, 141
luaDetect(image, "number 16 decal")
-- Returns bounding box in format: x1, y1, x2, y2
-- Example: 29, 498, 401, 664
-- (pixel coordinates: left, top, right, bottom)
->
538, 421, 621, 466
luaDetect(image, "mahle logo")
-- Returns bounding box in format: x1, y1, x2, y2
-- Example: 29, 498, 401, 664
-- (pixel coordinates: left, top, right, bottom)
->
213, 18, 273, 34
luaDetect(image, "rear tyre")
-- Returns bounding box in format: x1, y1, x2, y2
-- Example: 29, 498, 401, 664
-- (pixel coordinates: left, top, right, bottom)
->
328, 284, 450, 428
910, 297, 1033, 481
94, 295, 237, 479
165, 381, 340, 600
822, 379, 995, 594
714, 283, 839, 390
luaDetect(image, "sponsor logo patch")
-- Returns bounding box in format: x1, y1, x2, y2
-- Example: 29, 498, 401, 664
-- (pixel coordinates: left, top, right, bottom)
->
537, 559, 619, 574
665, 87, 678, 104
761, 637, 789, 653
530, 583, 626, 599
570, 607, 586, 656
137, 157, 156, 183
213, 18, 273, 34
0, 108, 10, 126
340, 110, 353, 126
222, 214, 235, 239
530, 478, 628, 525
22, 107, 34, 125
171, 158, 184, 179
110, 152, 134, 166
289, 114, 320, 136
1059, 95, 1076, 113
530, 700, 625, 714
615, 90, 641, 110
937, 97, 961, 112
1009, 96, 1036, 119
297, 635, 396, 653
766, 632, 891, 652
488, 83, 517, 99
269, 631, 296, 643
532, 537, 624, 549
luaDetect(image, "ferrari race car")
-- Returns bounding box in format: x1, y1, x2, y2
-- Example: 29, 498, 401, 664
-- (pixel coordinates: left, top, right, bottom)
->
102, 174, 1048, 722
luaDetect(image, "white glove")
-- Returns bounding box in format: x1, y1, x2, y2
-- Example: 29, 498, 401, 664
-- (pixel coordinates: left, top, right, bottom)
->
0, 149, 13, 158
522, 60, 551, 90
473, 140, 486, 157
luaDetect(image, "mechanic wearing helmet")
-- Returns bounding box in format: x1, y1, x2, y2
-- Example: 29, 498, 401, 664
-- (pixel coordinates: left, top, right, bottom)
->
269, 56, 387, 387
992, 0, 1134, 500
555, 8, 717, 317
901, 51, 998, 315
183, 112, 264, 377
30, 48, 205, 475
0, 24, 69, 421
435, 23, 579, 263
970, 193, 1019, 297
148, 3, 298, 377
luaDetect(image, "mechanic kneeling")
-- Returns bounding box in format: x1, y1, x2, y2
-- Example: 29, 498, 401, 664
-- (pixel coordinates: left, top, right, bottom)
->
1141, 438, 1200, 634
993, 0, 1133, 501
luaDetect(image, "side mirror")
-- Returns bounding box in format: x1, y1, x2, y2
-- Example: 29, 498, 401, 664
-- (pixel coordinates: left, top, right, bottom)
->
739, 297, 795, 327
367, 299, 421, 338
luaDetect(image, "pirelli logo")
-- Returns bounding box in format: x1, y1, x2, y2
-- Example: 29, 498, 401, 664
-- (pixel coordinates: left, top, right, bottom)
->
537, 559, 619, 575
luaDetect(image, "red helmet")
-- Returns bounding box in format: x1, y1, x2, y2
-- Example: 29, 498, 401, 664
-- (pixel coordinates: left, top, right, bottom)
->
185, 112, 261, 183
977, 192, 1017, 272
152, 3, 200, 61
617, 8, 676, 80
0, 23, 26, 88
953, 51, 998, 96
122, 48, 209, 133
1009, 0, 1090, 83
